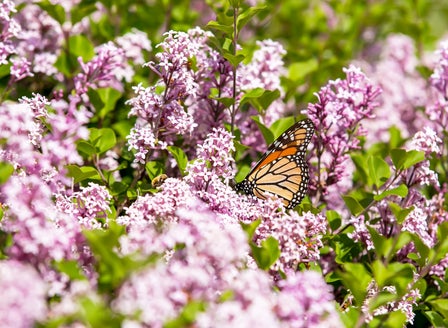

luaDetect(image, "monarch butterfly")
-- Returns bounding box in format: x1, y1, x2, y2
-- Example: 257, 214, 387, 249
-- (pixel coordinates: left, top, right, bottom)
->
235, 118, 314, 209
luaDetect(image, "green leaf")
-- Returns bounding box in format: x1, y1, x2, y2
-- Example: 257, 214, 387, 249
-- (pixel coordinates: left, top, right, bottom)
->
145, 161, 165, 180
54, 51, 78, 77
37, 1, 66, 25
374, 184, 408, 201
68, 34, 95, 61
391, 149, 425, 170
84, 222, 152, 293
339, 263, 371, 304
326, 210, 342, 230
0, 162, 14, 184
368, 155, 390, 188
236, 5, 268, 32
206, 20, 233, 35
388, 202, 414, 224
368, 226, 391, 259
251, 117, 274, 145
167, 146, 188, 176
97, 88, 122, 119
434, 222, 448, 263
342, 195, 364, 216
77, 140, 97, 157
389, 126, 404, 149
240, 88, 280, 113
340, 307, 360, 328
71, 0, 97, 25
164, 300, 206, 328
0, 63, 11, 79
351, 153, 369, 184
269, 117, 297, 139
423, 311, 448, 328
214, 96, 235, 108
222, 52, 246, 67
407, 232, 430, 266
66, 165, 101, 183
368, 290, 398, 310
89, 128, 116, 154
372, 310, 407, 328
241, 219, 261, 240
251, 236, 280, 270
288, 59, 319, 82
429, 299, 448, 318
371, 260, 414, 293
54, 260, 87, 281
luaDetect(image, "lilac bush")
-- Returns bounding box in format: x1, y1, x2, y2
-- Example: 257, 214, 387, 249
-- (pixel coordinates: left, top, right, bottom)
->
1, 1, 448, 328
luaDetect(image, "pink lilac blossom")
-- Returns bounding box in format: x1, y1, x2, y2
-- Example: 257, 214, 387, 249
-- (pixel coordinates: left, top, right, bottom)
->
254, 207, 327, 272
0, 0, 20, 65
0, 260, 47, 328
74, 42, 128, 94
0, 99, 93, 292
117, 178, 194, 229
185, 127, 236, 186
115, 28, 152, 66
125, 32, 200, 163
10, 56, 33, 81
12, 3, 64, 78
348, 215, 374, 250
357, 34, 428, 143
235, 39, 288, 154
361, 281, 420, 325
430, 40, 448, 97
127, 125, 168, 164
114, 199, 251, 327
196, 270, 281, 328
14, 94, 88, 192
276, 270, 342, 327
306, 65, 382, 209
408, 126, 442, 156
402, 206, 434, 247
55, 182, 112, 230
145, 28, 207, 100
427, 40, 448, 133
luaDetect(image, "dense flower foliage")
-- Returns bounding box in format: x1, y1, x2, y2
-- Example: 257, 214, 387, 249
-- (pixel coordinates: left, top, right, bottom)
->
1, 1, 448, 327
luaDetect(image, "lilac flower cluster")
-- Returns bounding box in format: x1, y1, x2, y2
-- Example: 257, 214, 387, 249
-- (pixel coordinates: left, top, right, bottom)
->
115, 195, 339, 327
349, 125, 442, 258
252, 202, 327, 273
357, 34, 429, 142
236, 40, 288, 154
185, 127, 236, 189
362, 281, 421, 324
127, 27, 289, 165
427, 40, 448, 136
0, 95, 92, 293
126, 29, 214, 163
277, 270, 342, 327
56, 182, 112, 229
0, 0, 20, 65
0, 260, 47, 328
115, 29, 152, 66
74, 42, 128, 94
11, 3, 64, 79
306, 65, 382, 209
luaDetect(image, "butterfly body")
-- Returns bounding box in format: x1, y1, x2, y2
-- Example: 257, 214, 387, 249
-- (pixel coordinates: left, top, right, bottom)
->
235, 119, 314, 209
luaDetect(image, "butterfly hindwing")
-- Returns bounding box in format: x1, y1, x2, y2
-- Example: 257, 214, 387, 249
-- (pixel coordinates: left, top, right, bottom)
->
236, 118, 314, 209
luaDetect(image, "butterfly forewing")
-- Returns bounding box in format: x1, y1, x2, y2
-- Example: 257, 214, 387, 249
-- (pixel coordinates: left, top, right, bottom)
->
236, 118, 314, 209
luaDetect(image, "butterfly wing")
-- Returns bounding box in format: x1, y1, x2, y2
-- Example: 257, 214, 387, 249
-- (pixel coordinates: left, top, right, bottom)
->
236, 118, 314, 209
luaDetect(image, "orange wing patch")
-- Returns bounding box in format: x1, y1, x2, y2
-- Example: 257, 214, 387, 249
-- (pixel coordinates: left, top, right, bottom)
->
235, 118, 314, 209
